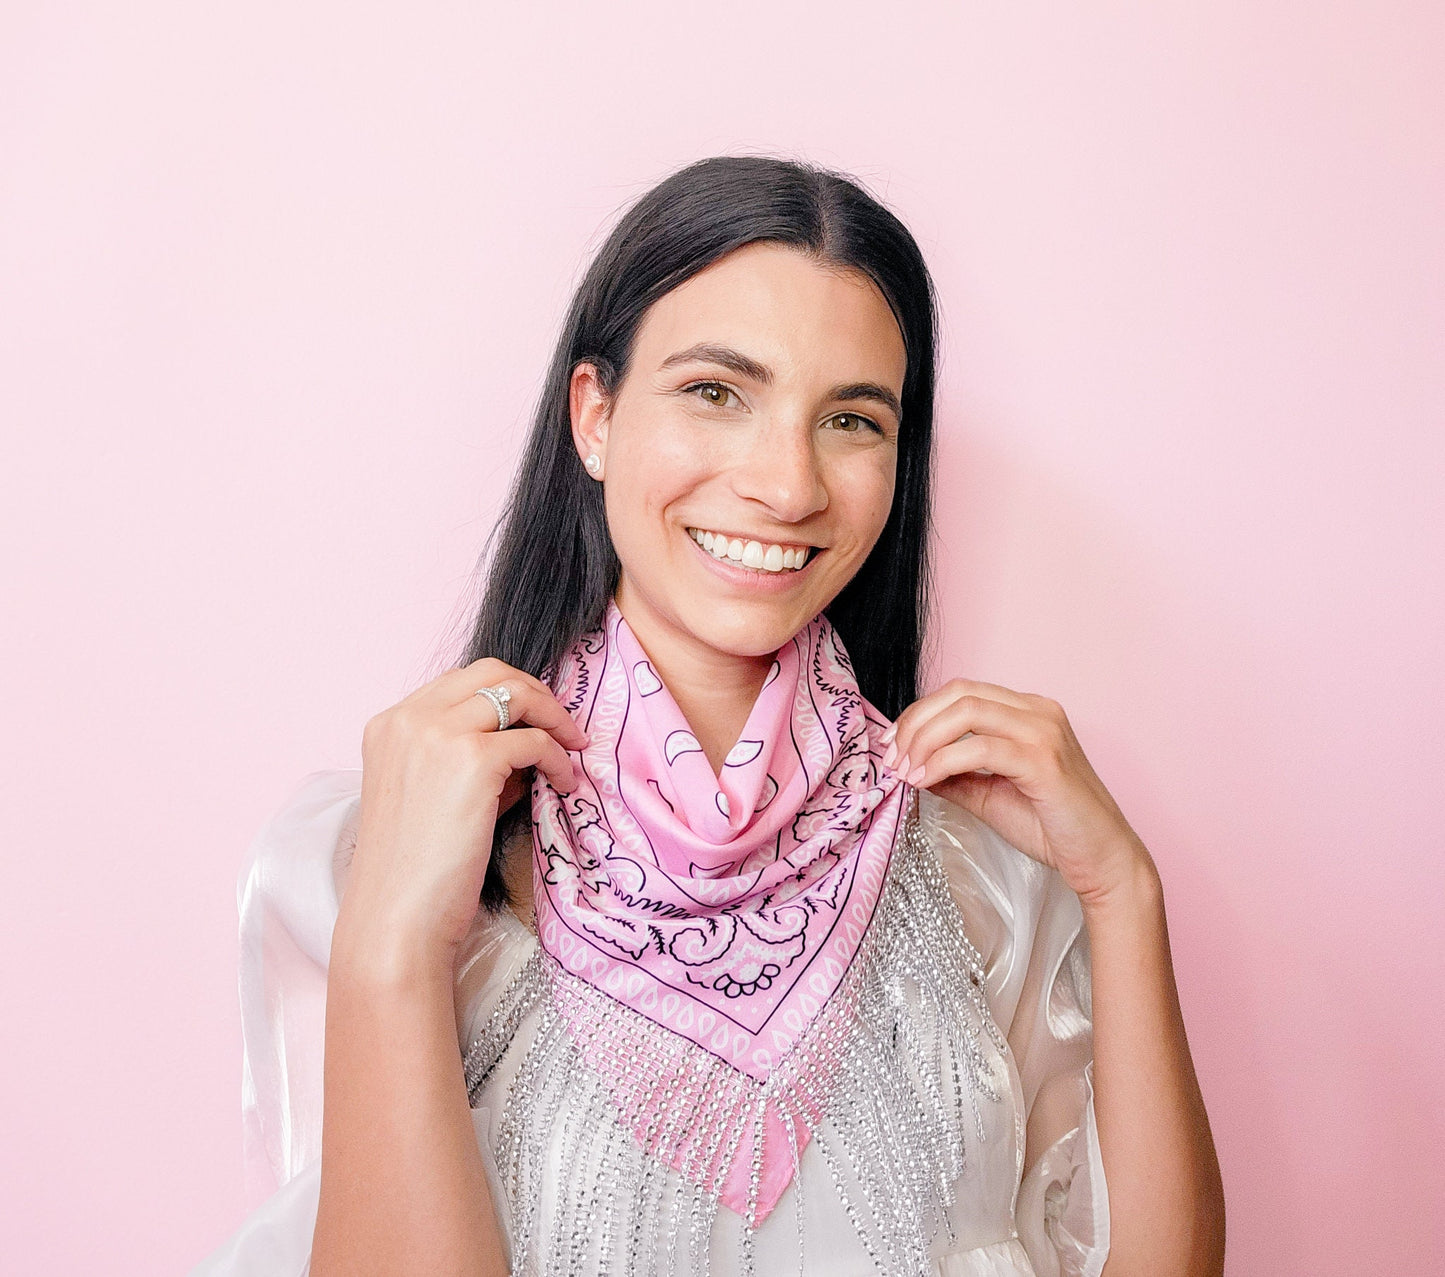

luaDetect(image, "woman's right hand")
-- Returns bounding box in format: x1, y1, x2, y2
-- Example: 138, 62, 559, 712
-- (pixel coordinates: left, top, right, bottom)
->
337, 657, 589, 970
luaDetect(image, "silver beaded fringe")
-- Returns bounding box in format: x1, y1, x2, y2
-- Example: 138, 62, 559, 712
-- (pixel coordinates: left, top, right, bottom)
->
461, 792, 1008, 1277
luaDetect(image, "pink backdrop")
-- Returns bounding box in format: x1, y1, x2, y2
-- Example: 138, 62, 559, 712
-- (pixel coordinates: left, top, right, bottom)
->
2, 3, 1440, 1273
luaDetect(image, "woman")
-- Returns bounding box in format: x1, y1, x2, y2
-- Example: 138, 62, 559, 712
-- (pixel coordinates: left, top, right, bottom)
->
195, 156, 1225, 1276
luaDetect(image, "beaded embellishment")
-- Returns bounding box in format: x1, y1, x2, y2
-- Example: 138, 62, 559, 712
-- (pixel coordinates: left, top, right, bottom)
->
461, 792, 1009, 1276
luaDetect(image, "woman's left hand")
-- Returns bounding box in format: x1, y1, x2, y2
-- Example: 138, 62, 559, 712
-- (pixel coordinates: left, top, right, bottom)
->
882, 678, 1154, 906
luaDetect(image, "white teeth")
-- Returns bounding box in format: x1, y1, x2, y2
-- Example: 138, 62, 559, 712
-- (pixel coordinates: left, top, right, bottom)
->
686, 528, 815, 574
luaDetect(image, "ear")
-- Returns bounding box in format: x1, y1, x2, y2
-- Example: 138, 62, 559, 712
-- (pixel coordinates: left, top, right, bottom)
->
569, 361, 611, 478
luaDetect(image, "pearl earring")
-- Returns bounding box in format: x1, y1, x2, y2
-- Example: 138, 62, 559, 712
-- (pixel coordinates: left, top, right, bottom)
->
585, 453, 602, 475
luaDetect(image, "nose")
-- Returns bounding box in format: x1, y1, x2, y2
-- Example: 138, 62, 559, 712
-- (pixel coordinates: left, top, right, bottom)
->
731, 419, 829, 524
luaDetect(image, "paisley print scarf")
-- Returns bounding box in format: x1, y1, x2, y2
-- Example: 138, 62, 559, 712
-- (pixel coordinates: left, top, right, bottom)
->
530, 598, 909, 1224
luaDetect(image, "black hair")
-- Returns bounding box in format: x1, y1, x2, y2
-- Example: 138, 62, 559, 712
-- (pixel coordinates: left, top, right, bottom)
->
459, 154, 939, 912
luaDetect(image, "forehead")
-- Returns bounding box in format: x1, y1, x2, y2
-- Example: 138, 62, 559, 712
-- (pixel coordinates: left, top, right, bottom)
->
631, 242, 907, 392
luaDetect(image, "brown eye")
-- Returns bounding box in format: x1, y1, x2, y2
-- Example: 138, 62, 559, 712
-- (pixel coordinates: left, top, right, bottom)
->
694, 382, 733, 407
827, 413, 877, 434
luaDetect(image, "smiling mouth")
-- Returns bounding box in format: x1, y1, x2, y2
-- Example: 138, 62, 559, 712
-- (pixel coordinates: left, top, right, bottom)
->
685, 527, 820, 574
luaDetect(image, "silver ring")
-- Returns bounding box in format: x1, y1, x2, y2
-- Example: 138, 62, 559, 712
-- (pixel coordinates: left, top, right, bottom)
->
473, 683, 512, 731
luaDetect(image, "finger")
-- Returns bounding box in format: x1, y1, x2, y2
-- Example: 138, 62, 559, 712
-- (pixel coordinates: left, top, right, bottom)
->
881, 677, 1034, 746
491, 725, 581, 794
448, 676, 589, 750
908, 731, 1031, 790
887, 693, 1042, 777
415, 656, 565, 720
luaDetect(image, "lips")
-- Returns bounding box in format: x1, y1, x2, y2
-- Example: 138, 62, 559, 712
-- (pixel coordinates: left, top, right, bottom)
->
685, 526, 818, 573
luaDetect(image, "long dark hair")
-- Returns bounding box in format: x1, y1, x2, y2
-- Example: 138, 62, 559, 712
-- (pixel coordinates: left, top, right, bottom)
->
460, 154, 940, 911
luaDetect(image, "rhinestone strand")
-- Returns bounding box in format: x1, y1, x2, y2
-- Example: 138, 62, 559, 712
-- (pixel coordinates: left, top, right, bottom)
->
781, 1108, 804, 1276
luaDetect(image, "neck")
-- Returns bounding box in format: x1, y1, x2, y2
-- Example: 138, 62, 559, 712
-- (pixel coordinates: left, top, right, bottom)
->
612, 589, 775, 776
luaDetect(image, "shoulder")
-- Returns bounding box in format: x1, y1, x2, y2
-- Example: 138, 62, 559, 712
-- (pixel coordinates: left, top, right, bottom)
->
239, 768, 364, 963
243, 768, 363, 884
245, 768, 541, 1057
912, 788, 1051, 949
911, 787, 1088, 1036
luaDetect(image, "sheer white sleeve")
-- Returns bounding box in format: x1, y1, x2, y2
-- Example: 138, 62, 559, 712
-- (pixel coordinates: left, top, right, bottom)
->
191, 769, 538, 1275
237, 770, 363, 1202
917, 788, 1110, 1277
190, 769, 363, 1275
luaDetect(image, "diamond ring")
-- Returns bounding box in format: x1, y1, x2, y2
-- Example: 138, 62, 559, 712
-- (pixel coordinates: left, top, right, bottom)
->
473, 683, 512, 731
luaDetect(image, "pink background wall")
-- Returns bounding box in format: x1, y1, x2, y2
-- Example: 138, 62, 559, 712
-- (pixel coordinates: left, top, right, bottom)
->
2, 2, 1440, 1272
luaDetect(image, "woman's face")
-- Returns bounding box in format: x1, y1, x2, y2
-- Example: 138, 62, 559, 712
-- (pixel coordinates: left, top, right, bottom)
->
571, 240, 908, 663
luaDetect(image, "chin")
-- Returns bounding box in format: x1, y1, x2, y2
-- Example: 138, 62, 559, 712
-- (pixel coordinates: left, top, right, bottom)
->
683, 598, 824, 655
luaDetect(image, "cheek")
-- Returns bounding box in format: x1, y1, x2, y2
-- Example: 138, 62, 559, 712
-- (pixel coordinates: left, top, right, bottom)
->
603, 422, 715, 544
837, 455, 897, 543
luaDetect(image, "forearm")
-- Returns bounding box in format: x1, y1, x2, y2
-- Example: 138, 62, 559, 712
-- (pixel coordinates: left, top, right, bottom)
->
311, 913, 509, 1277
1084, 854, 1225, 1277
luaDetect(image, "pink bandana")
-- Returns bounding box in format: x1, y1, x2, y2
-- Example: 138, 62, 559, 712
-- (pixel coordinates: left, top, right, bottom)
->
530, 599, 909, 1223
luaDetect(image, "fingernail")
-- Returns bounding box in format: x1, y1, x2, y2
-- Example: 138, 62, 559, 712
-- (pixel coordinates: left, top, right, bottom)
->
895, 753, 910, 778
907, 764, 926, 785
882, 741, 898, 768
880, 724, 897, 744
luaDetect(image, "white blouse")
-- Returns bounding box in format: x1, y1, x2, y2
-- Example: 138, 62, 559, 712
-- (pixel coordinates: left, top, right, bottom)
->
192, 769, 1108, 1276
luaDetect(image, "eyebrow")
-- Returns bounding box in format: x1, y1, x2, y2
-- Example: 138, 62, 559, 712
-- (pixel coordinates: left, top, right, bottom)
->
658, 342, 903, 423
